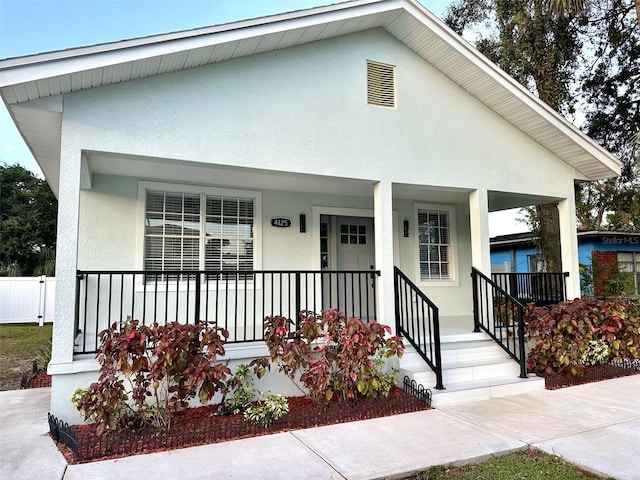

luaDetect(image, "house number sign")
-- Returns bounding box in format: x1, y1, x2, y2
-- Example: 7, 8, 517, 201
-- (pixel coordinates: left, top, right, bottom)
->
271, 217, 292, 228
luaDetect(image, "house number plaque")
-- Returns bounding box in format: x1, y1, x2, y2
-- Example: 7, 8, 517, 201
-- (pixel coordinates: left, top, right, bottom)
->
271, 217, 292, 228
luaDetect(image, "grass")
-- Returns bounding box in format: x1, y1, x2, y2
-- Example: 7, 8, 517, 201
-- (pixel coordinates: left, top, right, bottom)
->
410, 448, 615, 480
0, 322, 53, 391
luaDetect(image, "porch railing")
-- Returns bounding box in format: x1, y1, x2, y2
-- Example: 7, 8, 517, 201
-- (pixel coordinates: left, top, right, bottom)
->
491, 272, 569, 307
75, 269, 380, 355
394, 267, 444, 390
472, 267, 527, 379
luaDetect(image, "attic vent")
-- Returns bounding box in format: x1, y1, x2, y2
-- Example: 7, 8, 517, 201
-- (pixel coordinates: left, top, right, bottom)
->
367, 61, 396, 108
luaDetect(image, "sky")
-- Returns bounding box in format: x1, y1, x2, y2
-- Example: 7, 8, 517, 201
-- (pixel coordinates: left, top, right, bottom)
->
0, 0, 527, 235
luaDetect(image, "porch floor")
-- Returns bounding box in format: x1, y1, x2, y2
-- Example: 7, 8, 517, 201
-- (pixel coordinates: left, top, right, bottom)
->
438, 315, 478, 341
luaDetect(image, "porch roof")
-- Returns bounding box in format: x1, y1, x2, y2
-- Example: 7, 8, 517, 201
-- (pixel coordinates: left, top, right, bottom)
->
0, 0, 621, 197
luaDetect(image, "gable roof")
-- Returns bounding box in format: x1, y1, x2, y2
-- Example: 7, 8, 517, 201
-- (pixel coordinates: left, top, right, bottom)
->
0, 0, 621, 195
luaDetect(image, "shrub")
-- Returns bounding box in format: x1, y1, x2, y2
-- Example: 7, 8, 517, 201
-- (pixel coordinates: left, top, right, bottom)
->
525, 298, 640, 377
219, 363, 258, 415
243, 391, 289, 427
264, 309, 404, 404
581, 339, 611, 366
74, 318, 233, 435
218, 363, 288, 428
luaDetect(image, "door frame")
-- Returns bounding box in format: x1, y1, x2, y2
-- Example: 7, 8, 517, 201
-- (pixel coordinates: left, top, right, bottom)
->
311, 206, 400, 269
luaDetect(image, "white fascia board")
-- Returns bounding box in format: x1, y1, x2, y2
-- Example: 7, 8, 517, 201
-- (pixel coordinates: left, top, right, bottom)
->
0, 0, 397, 87
402, 0, 621, 178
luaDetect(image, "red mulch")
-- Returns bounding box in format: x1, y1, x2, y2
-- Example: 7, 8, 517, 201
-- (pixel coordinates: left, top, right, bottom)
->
24, 369, 52, 388
54, 386, 430, 464
542, 364, 640, 390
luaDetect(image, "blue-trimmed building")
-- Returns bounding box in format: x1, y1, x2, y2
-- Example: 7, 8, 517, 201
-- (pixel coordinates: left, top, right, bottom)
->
490, 231, 640, 296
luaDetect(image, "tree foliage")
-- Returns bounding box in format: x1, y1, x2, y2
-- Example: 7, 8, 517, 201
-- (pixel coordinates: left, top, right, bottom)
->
576, 0, 640, 231
0, 164, 58, 275
445, 0, 640, 241
445, 0, 584, 270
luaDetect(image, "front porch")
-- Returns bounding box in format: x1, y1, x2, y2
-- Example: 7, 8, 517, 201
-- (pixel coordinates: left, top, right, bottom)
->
73, 266, 568, 404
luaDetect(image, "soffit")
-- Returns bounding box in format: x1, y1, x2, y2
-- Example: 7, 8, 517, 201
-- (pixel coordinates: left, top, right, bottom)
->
0, 0, 621, 183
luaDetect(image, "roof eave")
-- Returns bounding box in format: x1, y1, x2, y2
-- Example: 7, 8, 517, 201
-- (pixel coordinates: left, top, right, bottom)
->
0, 0, 622, 183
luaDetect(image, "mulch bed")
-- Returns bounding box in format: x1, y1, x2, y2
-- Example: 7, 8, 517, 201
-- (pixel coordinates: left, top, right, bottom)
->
542, 362, 640, 390
21, 368, 52, 389
52, 386, 430, 464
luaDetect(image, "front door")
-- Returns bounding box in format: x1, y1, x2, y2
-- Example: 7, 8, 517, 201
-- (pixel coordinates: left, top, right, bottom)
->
334, 216, 376, 321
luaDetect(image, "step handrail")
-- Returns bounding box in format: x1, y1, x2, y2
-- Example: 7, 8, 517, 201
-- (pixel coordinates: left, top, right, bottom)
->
394, 267, 444, 390
471, 267, 528, 378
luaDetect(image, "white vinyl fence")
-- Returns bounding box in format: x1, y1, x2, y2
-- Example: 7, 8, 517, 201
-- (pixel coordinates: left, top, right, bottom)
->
0, 276, 55, 325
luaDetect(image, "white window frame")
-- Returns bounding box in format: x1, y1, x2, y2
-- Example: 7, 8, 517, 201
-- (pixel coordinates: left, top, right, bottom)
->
136, 181, 262, 290
414, 203, 458, 286
618, 251, 640, 296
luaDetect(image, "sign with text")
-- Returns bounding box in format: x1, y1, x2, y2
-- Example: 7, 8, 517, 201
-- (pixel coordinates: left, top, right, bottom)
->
271, 217, 292, 228
602, 236, 640, 245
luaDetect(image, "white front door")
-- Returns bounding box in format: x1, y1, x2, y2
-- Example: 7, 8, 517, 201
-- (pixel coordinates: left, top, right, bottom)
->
335, 216, 376, 321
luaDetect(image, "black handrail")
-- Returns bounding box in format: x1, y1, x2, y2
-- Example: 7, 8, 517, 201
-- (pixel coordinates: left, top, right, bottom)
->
75, 269, 380, 355
491, 272, 569, 306
472, 267, 527, 379
394, 267, 444, 390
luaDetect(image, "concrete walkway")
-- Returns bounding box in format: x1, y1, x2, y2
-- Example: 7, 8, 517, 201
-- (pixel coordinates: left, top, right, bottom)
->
1, 376, 639, 480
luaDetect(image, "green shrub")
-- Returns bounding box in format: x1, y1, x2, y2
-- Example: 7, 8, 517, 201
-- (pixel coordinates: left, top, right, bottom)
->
220, 364, 257, 415
581, 339, 611, 366
243, 391, 289, 427
218, 363, 288, 428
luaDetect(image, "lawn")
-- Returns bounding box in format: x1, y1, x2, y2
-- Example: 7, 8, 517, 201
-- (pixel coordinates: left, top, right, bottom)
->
408, 448, 615, 480
0, 322, 52, 390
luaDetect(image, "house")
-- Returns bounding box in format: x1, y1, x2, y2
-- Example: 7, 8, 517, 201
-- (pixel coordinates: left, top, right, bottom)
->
0, 0, 621, 421
491, 231, 640, 296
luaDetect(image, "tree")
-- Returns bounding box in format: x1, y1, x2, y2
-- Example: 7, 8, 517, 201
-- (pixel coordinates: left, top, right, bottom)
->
0, 164, 58, 275
445, 0, 585, 271
576, 0, 640, 231
550, 0, 640, 23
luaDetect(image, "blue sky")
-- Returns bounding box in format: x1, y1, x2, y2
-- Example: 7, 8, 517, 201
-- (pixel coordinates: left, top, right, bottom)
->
0, 0, 526, 234
0, 0, 449, 175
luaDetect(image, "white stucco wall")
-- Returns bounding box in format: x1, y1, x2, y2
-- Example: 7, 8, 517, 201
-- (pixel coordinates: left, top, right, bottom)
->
47, 27, 582, 422
60, 28, 575, 199
78, 175, 376, 270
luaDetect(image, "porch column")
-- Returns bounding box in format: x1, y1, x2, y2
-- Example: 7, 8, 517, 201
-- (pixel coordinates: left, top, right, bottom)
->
374, 180, 396, 333
49, 148, 82, 367
558, 196, 580, 299
469, 189, 491, 275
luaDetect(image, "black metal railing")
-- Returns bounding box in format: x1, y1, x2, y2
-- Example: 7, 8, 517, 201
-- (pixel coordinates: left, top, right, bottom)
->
472, 267, 527, 378
394, 267, 444, 390
75, 269, 380, 355
491, 272, 569, 307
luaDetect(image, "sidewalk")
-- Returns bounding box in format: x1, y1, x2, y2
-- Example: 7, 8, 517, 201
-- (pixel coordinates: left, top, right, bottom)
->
1, 375, 639, 480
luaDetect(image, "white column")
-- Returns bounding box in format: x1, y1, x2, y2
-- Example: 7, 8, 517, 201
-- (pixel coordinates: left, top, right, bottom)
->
469, 189, 491, 275
49, 147, 82, 368
374, 181, 396, 333
558, 196, 580, 299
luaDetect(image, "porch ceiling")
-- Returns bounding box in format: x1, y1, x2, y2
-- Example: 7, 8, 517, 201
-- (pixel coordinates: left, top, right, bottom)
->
1, 0, 621, 195
392, 184, 558, 211
488, 191, 562, 212
85, 151, 377, 197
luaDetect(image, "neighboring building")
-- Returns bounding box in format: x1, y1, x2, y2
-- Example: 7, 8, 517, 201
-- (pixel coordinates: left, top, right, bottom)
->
0, 0, 621, 420
491, 231, 640, 296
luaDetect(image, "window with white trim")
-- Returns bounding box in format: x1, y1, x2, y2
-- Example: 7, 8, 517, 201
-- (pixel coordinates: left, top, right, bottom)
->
144, 187, 256, 280
416, 205, 456, 282
618, 251, 640, 296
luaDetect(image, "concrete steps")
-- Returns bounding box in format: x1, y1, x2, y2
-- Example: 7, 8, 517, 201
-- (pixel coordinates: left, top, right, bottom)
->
399, 331, 544, 406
